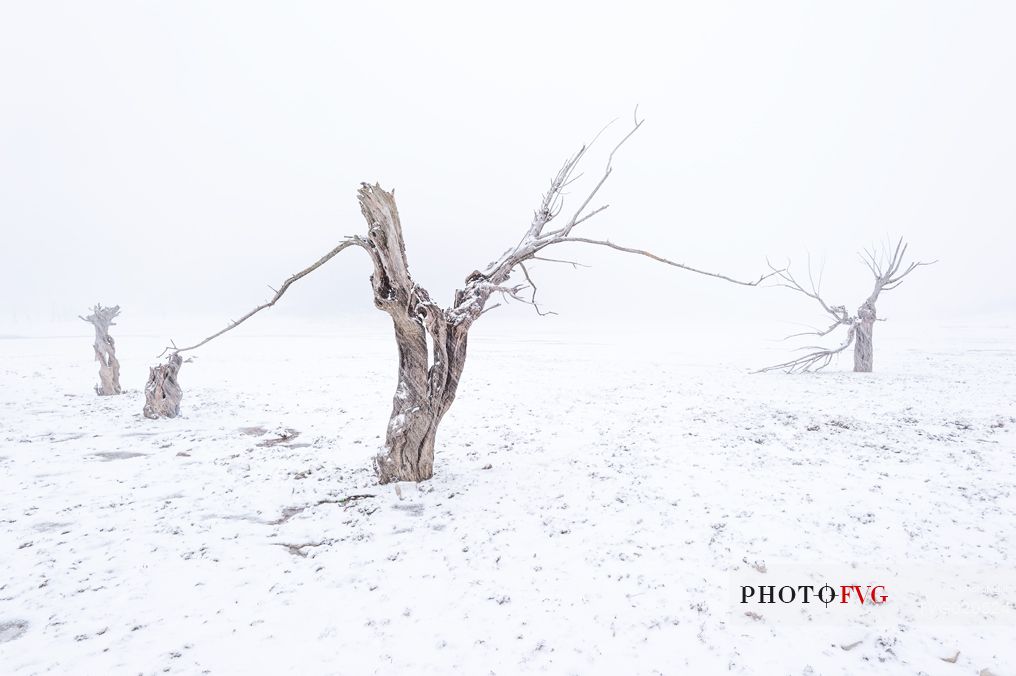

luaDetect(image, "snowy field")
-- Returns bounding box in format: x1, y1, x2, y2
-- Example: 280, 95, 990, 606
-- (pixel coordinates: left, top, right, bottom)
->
1, 317, 1014, 675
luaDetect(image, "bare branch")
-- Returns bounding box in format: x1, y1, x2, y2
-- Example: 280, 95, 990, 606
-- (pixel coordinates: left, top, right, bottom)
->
460, 112, 775, 324
518, 261, 557, 317
555, 115, 644, 237
529, 255, 590, 269
755, 325, 857, 374
554, 238, 779, 287
783, 318, 845, 340
161, 239, 364, 356
765, 258, 849, 323
863, 236, 935, 305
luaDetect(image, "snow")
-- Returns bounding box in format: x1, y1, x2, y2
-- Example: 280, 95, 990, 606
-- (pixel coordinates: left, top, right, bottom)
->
1, 318, 1014, 675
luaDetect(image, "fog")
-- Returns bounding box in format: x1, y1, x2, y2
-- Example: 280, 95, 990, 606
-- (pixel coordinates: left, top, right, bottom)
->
2, 1, 1014, 332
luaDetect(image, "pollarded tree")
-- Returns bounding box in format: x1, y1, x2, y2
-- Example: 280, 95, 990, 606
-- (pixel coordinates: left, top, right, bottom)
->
79, 303, 121, 395
166, 115, 773, 483
758, 237, 934, 374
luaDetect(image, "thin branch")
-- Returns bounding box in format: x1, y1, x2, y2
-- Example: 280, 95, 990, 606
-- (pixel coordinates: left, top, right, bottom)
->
553, 237, 779, 287
863, 236, 935, 305
783, 318, 844, 340
518, 261, 557, 317
160, 239, 364, 356
477, 302, 502, 317
755, 325, 857, 374
765, 258, 848, 323
530, 255, 590, 269
477, 109, 774, 294
557, 115, 644, 237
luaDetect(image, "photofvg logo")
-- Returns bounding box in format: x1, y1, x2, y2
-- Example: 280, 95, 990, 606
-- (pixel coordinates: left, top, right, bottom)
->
741, 583, 887, 607
729, 563, 1016, 625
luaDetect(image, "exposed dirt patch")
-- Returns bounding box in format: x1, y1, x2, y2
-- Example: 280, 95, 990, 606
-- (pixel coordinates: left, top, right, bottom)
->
0, 620, 28, 644
257, 429, 300, 447
93, 451, 148, 461
33, 521, 73, 532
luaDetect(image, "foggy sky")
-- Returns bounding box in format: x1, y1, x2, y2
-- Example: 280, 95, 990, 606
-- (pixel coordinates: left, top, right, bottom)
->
2, 1, 1014, 330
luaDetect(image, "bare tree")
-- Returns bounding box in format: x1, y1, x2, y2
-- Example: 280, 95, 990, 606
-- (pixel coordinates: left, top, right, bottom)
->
165, 114, 774, 483
144, 353, 183, 419
758, 237, 934, 374
79, 304, 121, 395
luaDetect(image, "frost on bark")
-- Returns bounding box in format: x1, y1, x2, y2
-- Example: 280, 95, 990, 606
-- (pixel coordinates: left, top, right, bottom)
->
165, 113, 774, 483
79, 304, 121, 395
144, 353, 183, 419
758, 238, 933, 374
853, 301, 876, 372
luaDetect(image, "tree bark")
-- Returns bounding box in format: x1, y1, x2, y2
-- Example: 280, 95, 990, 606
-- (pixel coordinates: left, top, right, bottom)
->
853, 302, 875, 372
80, 304, 121, 396
144, 353, 183, 419
377, 321, 469, 483
354, 183, 479, 483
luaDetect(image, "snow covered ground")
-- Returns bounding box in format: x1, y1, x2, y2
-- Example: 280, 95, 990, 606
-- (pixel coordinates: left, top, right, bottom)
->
1, 317, 1014, 675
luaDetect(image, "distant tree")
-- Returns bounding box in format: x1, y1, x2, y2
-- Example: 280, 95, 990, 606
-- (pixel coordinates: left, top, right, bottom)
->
79, 304, 121, 395
165, 114, 772, 483
758, 237, 934, 374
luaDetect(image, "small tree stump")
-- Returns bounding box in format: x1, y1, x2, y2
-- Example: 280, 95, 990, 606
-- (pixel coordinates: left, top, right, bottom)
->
79, 304, 121, 396
144, 353, 183, 419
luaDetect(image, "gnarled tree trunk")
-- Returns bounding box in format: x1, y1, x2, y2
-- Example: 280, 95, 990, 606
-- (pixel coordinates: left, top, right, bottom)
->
144, 353, 183, 419
377, 317, 469, 483
358, 185, 476, 483
79, 304, 121, 395
853, 302, 875, 372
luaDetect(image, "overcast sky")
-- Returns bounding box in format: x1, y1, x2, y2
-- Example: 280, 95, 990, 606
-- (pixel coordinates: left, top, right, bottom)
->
1, 1, 1014, 331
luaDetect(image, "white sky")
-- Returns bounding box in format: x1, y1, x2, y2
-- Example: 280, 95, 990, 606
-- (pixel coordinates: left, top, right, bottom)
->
2, 1, 1014, 330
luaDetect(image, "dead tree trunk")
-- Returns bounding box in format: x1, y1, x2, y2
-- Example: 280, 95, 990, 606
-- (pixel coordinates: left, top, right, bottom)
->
378, 320, 467, 483
853, 302, 876, 372
165, 113, 776, 483
79, 304, 121, 395
758, 238, 933, 374
357, 185, 474, 482
144, 353, 183, 419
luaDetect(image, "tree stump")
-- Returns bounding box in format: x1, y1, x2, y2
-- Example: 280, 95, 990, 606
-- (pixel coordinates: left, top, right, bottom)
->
144, 353, 183, 419
79, 304, 121, 396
